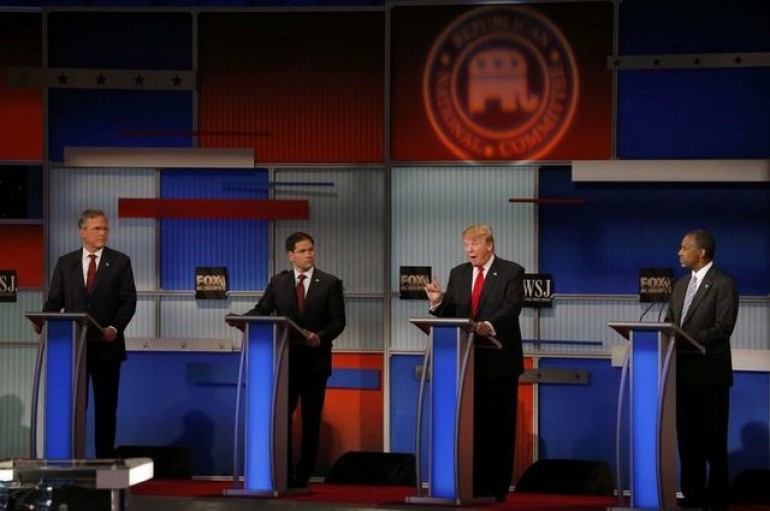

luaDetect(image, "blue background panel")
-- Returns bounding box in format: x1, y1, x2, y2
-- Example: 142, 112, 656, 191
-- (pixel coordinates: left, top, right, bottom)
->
47, 11, 192, 69
159, 169, 269, 291
47, 90, 194, 161
107, 351, 241, 475
538, 167, 770, 295
617, 68, 770, 159
537, 358, 623, 477
389, 354, 430, 481
618, 0, 770, 54
728, 371, 770, 480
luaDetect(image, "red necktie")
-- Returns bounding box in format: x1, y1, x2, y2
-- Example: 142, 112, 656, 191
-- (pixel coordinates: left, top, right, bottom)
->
86, 254, 97, 294
296, 274, 306, 312
471, 267, 484, 317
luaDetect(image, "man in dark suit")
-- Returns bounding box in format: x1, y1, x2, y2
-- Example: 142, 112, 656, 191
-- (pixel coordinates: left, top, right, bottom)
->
246, 232, 346, 488
425, 224, 524, 502
666, 229, 738, 511
41, 208, 137, 458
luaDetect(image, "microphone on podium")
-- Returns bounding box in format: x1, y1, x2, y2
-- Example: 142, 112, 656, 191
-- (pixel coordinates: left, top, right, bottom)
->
656, 277, 676, 322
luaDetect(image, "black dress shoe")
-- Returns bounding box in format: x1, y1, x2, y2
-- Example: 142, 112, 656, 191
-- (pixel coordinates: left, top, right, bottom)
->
494, 493, 507, 503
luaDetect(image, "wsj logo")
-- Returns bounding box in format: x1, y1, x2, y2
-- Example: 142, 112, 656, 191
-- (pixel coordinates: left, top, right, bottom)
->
0, 270, 18, 303
523, 273, 553, 308
423, 5, 578, 161
195, 267, 228, 300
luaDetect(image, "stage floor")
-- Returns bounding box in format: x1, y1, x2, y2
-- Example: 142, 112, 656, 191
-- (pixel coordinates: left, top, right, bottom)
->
128, 480, 625, 511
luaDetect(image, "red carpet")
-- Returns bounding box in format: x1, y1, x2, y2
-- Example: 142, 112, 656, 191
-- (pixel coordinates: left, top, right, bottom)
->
131, 479, 621, 510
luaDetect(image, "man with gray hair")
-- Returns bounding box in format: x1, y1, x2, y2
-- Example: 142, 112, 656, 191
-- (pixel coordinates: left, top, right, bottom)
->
41, 209, 137, 458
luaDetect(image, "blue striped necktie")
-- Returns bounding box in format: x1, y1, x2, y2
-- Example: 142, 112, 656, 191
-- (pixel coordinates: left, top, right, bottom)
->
681, 275, 698, 324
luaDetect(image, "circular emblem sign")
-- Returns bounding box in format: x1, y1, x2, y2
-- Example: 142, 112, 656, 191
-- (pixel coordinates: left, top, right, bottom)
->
423, 6, 579, 161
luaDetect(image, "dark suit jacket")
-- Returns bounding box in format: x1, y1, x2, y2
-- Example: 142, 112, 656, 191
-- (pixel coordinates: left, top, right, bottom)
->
43, 247, 138, 364
431, 256, 525, 380
247, 268, 346, 379
666, 265, 739, 388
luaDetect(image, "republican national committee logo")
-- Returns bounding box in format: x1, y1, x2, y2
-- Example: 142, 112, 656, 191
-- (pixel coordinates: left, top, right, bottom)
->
423, 5, 579, 161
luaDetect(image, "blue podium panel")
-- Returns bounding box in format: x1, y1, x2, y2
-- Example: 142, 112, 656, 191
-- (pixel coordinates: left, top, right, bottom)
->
244, 322, 278, 492
407, 318, 489, 506
45, 319, 76, 459
629, 329, 661, 509
430, 325, 460, 499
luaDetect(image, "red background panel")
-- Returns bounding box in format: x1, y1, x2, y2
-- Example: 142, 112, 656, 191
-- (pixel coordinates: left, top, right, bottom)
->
0, 225, 44, 288
308, 353, 384, 473
197, 12, 385, 164
0, 13, 43, 161
390, 2, 613, 162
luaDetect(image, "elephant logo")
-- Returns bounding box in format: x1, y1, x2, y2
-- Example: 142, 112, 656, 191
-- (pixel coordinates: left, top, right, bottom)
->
468, 48, 539, 115
423, 5, 579, 161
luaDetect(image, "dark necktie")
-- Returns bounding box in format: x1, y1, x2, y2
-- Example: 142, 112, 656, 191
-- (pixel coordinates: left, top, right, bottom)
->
86, 254, 97, 294
471, 267, 485, 317
296, 274, 306, 312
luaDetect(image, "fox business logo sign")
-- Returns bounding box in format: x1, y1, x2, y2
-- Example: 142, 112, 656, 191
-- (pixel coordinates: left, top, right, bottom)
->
0, 270, 18, 302
423, 5, 579, 161
400, 266, 432, 300
523, 273, 553, 308
195, 267, 228, 300
639, 268, 673, 303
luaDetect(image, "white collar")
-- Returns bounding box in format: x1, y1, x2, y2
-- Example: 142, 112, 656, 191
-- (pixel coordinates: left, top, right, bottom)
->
83, 247, 104, 259
294, 267, 314, 280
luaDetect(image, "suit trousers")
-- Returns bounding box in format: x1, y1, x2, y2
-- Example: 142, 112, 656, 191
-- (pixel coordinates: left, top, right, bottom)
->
87, 359, 122, 458
287, 373, 328, 484
473, 376, 519, 498
677, 385, 730, 508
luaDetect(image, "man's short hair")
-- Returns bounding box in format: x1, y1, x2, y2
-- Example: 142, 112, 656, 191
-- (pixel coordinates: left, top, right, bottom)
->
462, 224, 494, 244
78, 209, 107, 229
689, 229, 716, 260
286, 232, 314, 252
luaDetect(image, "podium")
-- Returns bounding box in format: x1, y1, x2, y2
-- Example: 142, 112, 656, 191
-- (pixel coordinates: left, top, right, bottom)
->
608, 321, 704, 510
407, 318, 501, 506
223, 314, 308, 497
1, 457, 154, 511
25, 312, 103, 460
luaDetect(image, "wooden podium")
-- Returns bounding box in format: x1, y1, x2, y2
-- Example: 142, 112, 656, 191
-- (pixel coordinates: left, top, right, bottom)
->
406, 318, 501, 506
25, 311, 103, 459
223, 314, 309, 497
608, 321, 704, 510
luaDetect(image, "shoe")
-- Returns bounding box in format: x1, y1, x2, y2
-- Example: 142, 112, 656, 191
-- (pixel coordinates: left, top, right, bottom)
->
494, 493, 507, 503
